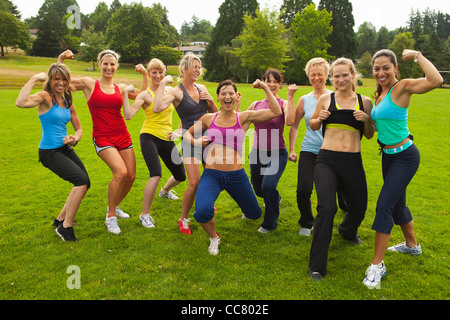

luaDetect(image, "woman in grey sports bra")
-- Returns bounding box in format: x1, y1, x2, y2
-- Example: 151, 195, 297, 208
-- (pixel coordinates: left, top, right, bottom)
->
153, 55, 217, 235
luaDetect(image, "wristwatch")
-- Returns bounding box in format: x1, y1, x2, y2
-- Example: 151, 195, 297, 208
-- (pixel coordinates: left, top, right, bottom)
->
414, 52, 421, 63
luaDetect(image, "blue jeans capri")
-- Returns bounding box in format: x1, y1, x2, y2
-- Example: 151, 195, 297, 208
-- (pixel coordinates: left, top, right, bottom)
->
194, 168, 262, 223
372, 144, 420, 234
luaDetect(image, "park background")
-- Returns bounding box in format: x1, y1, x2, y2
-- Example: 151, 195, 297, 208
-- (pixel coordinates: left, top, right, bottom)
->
0, 0, 449, 301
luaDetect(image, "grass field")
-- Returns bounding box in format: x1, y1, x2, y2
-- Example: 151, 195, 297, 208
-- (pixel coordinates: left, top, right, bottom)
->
0, 55, 448, 302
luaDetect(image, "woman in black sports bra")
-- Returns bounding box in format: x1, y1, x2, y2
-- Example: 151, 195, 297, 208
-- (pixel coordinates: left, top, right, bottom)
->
307, 58, 375, 281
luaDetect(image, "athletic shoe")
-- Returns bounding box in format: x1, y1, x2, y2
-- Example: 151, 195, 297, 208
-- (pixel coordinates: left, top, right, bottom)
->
178, 218, 191, 235
55, 224, 77, 242
308, 270, 323, 281
387, 242, 422, 255
362, 262, 386, 289
159, 188, 179, 200
208, 233, 221, 255
107, 207, 130, 219
105, 216, 121, 235
299, 227, 313, 237
53, 219, 64, 227
139, 214, 155, 228
258, 226, 272, 234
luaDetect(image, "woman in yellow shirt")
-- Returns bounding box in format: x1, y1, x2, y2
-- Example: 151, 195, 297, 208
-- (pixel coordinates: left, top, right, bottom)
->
123, 59, 186, 228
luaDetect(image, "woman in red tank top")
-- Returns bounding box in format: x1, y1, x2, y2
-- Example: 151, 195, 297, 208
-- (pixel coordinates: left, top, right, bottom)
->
58, 49, 148, 235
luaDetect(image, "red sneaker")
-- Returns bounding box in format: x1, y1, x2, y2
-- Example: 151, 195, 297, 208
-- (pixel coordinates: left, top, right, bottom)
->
178, 218, 191, 235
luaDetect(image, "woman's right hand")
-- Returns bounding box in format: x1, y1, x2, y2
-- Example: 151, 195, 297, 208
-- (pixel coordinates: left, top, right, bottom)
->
58, 50, 74, 62
32, 72, 47, 82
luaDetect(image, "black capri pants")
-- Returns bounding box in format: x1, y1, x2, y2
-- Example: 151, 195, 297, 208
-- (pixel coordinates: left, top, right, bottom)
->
39, 145, 90, 188
309, 149, 367, 276
140, 133, 186, 182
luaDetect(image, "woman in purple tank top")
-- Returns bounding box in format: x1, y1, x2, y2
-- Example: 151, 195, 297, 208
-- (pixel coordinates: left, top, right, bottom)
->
183, 79, 282, 255
248, 69, 295, 233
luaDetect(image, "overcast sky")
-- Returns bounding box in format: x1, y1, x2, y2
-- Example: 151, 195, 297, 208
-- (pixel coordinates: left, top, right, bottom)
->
14, 0, 450, 32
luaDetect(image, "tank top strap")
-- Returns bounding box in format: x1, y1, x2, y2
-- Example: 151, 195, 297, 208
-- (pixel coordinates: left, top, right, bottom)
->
356, 93, 364, 112
328, 92, 337, 111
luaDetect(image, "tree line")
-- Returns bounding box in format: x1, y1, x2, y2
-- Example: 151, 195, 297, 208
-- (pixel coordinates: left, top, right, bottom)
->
1, 0, 449, 84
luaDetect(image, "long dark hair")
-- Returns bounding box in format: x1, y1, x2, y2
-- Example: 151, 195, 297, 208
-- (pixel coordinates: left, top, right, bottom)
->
43, 63, 74, 107
372, 49, 399, 101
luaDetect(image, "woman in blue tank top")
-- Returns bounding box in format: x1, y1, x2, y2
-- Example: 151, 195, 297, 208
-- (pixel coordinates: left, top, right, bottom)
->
16, 63, 90, 242
288, 58, 347, 237
363, 49, 443, 289
153, 55, 218, 235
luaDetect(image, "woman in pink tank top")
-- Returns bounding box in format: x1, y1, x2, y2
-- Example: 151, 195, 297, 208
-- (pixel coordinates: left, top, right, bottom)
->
58, 49, 148, 235
183, 79, 282, 255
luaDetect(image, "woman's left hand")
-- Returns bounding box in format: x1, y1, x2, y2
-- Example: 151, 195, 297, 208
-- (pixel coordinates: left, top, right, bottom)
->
353, 110, 369, 123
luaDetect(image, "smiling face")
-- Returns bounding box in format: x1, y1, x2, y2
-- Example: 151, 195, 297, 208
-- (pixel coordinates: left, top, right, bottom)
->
308, 65, 328, 90
218, 85, 237, 111
50, 73, 68, 95
331, 64, 355, 91
185, 59, 202, 81
373, 56, 398, 87
149, 68, 165, 86
264, 74, 281, 96
99, 55, 118, 78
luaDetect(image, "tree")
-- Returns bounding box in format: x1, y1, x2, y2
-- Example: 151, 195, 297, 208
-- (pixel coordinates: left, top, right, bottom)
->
279, 0, 312, 27
388, 32, 421, 79
149, 44, 182, 66
203, 0, 258, 81
105, 3, 169, 63
30, 9, 65, 57
89, 1, 110, 32
231, 7, 290, 77
151, 3, 180, 47
357, 22, 377, 57
0, 11, 31, 56
318, 0, 357, 60
286, 3, 333, 84
78, 27, 106, 70
375, 26, 392, 52
180, 16, 213, 43
0, 0, 21, 19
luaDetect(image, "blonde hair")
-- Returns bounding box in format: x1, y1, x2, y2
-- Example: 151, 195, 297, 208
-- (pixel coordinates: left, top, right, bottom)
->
178, 54, 202, 81
97, 49, 120, 64
147, 58, 166, 73
305, 57, 330, 77
330, 57, 361, 91
43, 63, 74, 107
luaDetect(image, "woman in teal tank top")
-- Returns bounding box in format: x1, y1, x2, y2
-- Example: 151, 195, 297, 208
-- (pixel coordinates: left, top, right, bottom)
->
16, 63, 90, 242
363, 49, 443, 289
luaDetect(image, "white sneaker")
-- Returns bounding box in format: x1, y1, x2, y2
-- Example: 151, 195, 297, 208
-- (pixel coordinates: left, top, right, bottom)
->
258, 226, 272, 233
107, 207, 130, 219
362, 262, 386, 289
139, 214, 155, 228
299, 227, 313, 237
105, 216, 121, 235
387, 242, 422, 255
159, 188, 179, 200
208, 234, 221, 255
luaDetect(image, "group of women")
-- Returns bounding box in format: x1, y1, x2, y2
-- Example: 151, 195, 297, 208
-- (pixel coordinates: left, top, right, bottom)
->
16, 47, 443, 289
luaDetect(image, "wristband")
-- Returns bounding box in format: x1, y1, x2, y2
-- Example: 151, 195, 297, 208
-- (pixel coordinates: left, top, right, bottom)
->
414, 52, 421, 63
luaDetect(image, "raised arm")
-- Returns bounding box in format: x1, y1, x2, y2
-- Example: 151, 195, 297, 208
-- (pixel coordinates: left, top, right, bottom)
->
288, 91, 305, 163
284, 84, 297, 126
153, 75, 179, 113
310, 94, 331, 131
15, 73, 47, 108
242, 80, 283, 125
401, 50, 444, 95
122, 85, 148, 120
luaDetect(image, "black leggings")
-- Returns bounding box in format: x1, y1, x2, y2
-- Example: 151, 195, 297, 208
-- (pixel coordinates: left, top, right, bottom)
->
140, 133, 186, 182
296, 151, 347, 229
309, 149, 367, 276
39, 145, 90, 188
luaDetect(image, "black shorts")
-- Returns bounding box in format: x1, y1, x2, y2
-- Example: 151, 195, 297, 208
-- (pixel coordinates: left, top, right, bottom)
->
39, 145, 90, 188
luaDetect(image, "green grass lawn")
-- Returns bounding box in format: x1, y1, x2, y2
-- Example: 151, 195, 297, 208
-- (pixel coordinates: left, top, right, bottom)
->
0, 56, 448, 301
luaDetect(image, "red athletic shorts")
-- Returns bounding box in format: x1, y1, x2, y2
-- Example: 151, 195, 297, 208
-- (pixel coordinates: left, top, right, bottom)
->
93, 134, 133, 154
